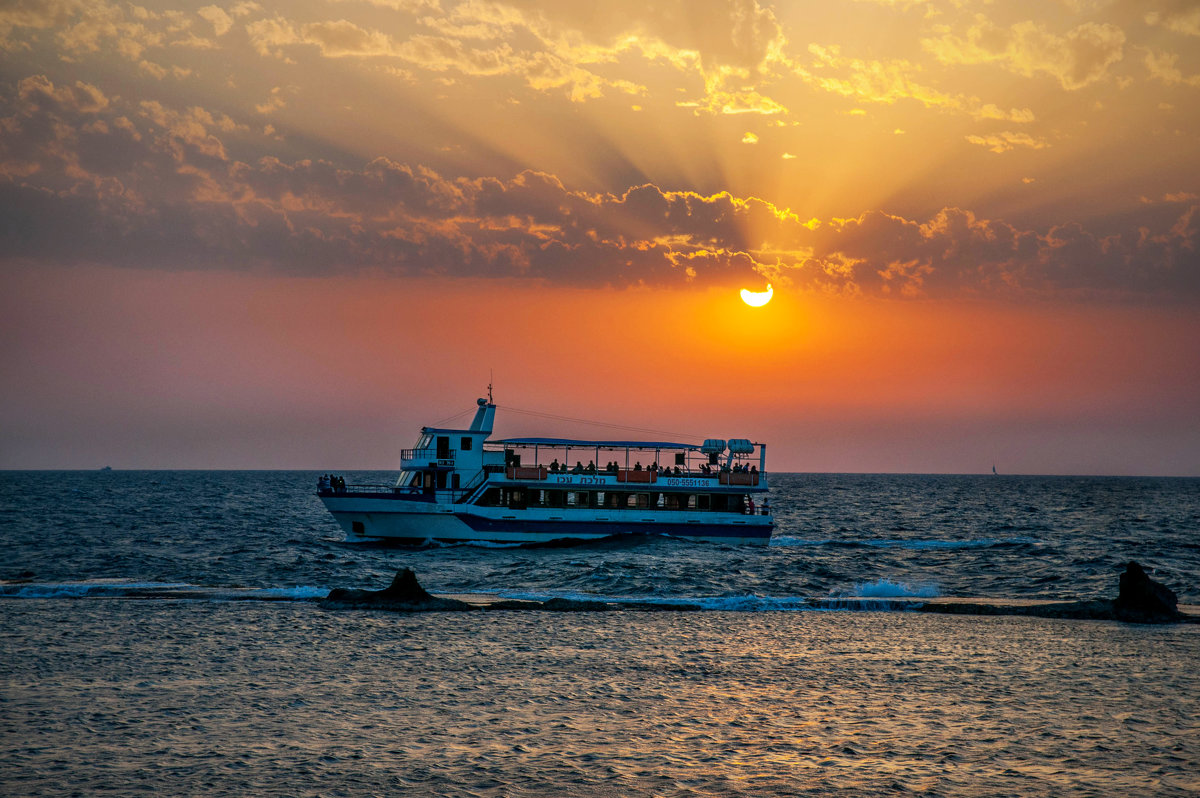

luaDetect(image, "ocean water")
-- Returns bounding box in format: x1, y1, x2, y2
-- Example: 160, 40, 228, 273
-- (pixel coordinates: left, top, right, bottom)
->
2, 471, 1198, 796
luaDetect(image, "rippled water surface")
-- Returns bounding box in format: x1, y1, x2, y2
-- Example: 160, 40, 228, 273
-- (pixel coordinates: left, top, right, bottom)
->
2, 471, 1199, 796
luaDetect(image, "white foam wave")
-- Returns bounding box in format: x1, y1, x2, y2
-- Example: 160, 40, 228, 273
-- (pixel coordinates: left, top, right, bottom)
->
689, 594, 811, 612
0, 581, 192, 598
0, 581, 329, 602
839, 578, 940, 598
768, 537, 831, 547
253, 586, 330, 600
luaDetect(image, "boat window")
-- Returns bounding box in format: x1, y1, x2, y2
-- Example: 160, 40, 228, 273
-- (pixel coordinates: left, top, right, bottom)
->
635, 493, 650, 509
461, 437, 473, 451
697, 494, 710, 510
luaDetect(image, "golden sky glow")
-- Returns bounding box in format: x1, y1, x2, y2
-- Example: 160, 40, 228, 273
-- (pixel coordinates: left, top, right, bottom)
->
1, 0, 1198, 472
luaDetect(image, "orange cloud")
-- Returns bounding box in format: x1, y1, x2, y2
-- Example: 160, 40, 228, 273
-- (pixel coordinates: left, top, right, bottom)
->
2, 76, 1197, 300
922, 16, 1126, 90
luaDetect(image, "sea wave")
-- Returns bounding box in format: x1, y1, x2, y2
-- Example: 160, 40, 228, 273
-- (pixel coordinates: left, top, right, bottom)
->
838, 578, 941, 598
0, 580, 193, 599
0, 581, 329, 602
771, 536, 1037, 550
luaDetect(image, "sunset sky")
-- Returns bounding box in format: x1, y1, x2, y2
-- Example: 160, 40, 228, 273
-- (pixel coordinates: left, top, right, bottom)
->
2, 0, 1198, 474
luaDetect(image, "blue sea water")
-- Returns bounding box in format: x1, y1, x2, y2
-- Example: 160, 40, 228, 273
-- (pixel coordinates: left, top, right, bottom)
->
2, 471, 1198, 796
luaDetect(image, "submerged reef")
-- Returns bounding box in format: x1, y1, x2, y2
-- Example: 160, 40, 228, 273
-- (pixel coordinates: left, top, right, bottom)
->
321, 568, 699, 613
323, 562, 1192, 623
917, 561, 1193, 624
322, 568, 475, 612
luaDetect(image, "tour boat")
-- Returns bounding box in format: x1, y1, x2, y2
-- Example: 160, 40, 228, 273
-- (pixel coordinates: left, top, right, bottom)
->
317, 396, 774, 545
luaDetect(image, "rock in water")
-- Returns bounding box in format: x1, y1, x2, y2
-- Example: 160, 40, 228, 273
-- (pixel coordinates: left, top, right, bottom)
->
1113, 561, 1181, 624
322, 568, 476, 612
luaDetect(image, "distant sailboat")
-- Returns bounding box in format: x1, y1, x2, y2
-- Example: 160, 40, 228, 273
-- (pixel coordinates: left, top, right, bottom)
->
992, 464, 998, 475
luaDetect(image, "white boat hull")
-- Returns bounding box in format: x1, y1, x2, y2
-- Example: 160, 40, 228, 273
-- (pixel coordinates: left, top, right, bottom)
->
319, 494, 773, 545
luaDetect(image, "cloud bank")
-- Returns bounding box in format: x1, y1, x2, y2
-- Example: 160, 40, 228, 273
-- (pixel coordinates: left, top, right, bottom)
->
1, 74, 1197, 298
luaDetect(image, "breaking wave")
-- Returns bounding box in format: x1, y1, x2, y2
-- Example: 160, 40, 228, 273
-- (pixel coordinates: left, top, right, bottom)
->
838, 578, 941, 598
0, 581, 329, 602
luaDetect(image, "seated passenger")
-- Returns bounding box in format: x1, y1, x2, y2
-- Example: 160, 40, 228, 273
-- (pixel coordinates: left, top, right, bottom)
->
550, 458, 560, 473
586, 460, 596, 473
634, 461, 642, 471
571, 461, 583, 474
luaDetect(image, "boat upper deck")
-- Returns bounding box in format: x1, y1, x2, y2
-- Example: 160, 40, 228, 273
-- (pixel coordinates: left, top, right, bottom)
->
486, 436, 767, 484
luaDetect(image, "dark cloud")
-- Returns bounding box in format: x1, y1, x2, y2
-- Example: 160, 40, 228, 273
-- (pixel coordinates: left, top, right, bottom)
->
1, 75, 1197, 297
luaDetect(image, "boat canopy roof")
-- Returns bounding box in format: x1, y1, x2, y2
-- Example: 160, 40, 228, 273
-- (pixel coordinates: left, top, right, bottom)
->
493, 437, 702, 450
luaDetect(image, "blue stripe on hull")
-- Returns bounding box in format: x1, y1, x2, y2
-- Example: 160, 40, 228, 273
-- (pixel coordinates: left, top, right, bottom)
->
454, 513, 772, 541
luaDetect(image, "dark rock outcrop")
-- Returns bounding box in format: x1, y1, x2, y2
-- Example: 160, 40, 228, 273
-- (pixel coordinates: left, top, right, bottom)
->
321, 569, 704, 613
321, 568, 476, 612
916, 561, 1191, 624
1113, 560, 1183, 623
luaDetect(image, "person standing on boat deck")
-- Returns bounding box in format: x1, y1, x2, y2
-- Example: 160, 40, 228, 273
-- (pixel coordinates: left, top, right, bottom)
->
747, 497, 756, 515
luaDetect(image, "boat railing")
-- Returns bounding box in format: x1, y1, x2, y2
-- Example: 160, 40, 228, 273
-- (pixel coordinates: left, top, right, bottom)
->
316, 483, 399, 496
455, 468, 495, 504
502, 466, 765, 484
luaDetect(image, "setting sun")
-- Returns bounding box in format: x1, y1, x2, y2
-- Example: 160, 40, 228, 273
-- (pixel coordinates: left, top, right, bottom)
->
740, 285, 774, 307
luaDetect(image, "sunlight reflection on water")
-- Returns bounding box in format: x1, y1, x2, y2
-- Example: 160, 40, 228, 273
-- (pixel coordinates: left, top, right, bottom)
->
2, 601, 1198, 797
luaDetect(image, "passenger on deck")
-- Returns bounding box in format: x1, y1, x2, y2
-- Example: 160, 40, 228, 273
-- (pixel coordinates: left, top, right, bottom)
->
673, 466, 682, 475
571, 461, 584, 474
750, 465, 758, 474
550, 458, 560, 473
634, 461, 642, 471
650, 462, 658, 472
586, 460, 596, 474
